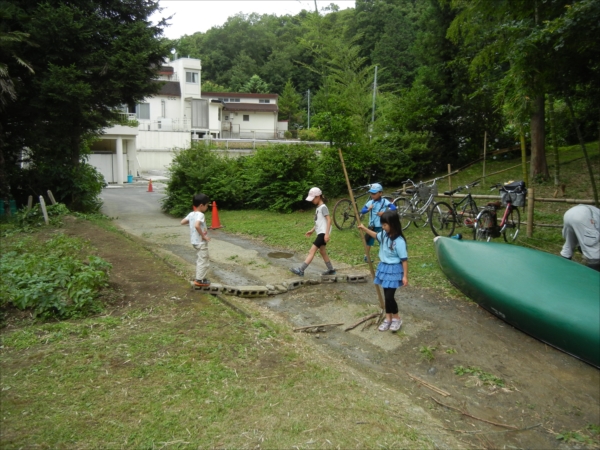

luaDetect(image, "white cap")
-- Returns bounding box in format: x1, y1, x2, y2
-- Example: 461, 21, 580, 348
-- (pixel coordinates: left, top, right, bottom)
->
306, 187, 322, 201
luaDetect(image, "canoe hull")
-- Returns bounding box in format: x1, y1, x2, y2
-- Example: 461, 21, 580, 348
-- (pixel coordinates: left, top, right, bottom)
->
434, 237, 600, 368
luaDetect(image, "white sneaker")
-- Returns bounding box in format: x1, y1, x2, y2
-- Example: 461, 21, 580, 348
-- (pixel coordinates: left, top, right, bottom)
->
378, 320, 391, 331
390, 319, 402, 332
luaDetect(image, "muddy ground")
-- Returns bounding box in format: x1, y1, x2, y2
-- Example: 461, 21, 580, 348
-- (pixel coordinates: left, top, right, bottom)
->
92, 184, 600, 448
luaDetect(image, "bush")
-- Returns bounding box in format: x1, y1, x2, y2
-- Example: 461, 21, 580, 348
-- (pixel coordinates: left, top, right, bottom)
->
298, 128, 320, 141
0, 233, 111, 319
283, 130, 293, 139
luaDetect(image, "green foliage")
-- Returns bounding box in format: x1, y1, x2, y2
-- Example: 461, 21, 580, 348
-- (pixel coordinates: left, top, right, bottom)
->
419, 345, 437, 361
242, 144, 319, 212
163, 144, 248, 216
0, 233, 111, 319
240, 74, 270, 94
164, 143, 350, 214
453, 365, 505, 387
298, 128, 320, 141
1, 0, 168, 205
278, 79, 302, 123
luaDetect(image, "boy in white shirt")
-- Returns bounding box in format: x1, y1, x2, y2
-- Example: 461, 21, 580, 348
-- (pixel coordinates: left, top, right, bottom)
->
181, 193, 211, 286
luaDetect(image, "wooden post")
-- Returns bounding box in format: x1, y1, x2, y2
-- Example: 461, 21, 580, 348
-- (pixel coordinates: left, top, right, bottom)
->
47, 190, 57, 205
447, 164, 452, 192
527, 187, 534, 238
482, 131, 487, 185
337, 148, 385, 311
39, 196, 49, 225
27, 195, 33, 212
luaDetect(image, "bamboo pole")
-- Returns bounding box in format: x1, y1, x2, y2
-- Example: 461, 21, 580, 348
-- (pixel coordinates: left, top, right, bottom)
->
336, 148, 385, 311
527, 187, 535, 238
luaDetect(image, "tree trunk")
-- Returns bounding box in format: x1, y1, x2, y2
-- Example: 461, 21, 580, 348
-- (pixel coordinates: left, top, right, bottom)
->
565, 94, 599, 208
548, 95, 560, 186
530, 94, 549, 181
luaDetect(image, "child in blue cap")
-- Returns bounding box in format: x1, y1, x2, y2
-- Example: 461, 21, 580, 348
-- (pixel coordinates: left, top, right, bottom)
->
360, 183, 396, 262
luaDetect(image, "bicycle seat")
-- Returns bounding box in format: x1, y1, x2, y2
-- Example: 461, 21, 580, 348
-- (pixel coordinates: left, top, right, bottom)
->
487, 201, 502, 209
443, 191, 452, 196
405, 189, 416, 195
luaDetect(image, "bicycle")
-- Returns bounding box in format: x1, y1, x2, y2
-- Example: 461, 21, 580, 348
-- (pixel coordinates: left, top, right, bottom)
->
473, 181, 527, 242
332, 183, 393, 230
392, 178, 440, 230
429, 181, 480, 237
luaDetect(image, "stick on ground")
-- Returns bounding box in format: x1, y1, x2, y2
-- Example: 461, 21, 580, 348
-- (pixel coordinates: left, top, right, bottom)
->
293, 323, 344, 332
344, 312, 381, 331
430, 396, 517, 429
406, 372, 451, 397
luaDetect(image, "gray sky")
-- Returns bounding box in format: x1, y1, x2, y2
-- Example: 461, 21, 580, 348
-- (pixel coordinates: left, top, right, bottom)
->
153, 0, 355, 40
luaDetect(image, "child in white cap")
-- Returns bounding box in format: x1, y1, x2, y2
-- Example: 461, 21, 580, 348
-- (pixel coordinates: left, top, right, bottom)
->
290, 187, 336, 276
360, 183, 396, 262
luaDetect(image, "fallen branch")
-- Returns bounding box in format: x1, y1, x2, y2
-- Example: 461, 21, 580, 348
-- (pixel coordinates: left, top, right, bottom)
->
344, 312, 381, 331
406, 372, 451, 397
444, 423, 541, 434
293, 322, 344, 332
430, 396, 517, 429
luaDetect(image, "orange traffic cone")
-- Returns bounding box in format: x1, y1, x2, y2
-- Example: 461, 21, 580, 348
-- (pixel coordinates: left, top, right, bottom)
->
209, 201, 223, 229
147, 179, 153, 192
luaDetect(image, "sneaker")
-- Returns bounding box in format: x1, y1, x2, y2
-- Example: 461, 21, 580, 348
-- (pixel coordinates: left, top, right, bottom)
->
363, 255, 368, 262
378, 320, 391, 332
193, 279, 210, 287
322, 269, 336, 276
290, 267, 304, 276
390, 319, 403, 332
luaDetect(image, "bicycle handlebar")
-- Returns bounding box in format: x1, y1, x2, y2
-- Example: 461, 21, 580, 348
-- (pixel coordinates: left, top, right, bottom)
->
352, 182, 382, 192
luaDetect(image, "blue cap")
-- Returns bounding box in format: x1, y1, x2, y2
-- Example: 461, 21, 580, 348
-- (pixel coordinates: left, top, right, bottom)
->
368, 183, 383, 193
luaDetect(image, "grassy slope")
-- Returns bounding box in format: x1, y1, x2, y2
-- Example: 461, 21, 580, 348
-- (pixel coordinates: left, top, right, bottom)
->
217, 142, 599, 299
0, 221, 437, 449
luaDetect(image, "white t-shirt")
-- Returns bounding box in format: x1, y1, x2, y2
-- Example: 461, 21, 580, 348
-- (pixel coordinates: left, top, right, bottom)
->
185, 211, 207, 245
314, 204, 331, 235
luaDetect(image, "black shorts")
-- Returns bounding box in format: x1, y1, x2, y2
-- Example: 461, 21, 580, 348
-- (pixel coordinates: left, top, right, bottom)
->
313, 233, 327, 248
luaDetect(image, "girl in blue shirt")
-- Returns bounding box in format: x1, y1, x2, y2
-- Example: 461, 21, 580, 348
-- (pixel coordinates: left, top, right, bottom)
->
358, 210, 408, 332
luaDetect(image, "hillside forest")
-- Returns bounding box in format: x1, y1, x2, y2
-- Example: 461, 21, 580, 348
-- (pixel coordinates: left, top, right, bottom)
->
170, 0, 599, 185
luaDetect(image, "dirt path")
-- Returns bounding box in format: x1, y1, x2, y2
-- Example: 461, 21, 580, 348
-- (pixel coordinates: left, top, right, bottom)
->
99, 185, 600, 448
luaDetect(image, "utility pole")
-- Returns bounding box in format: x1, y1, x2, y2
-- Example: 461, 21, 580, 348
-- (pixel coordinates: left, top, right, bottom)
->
307, 89, 311, 129
314, 0, 318, 14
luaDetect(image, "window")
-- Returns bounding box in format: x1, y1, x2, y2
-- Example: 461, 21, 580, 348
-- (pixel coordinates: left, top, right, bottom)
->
259, 99, 271, 104
186, 72, 199, 84
161, 100, 166, 118
136, 103, 150, 120
243, 115, 249, 121
234, 98, 240, 102
218, 108, 221, 121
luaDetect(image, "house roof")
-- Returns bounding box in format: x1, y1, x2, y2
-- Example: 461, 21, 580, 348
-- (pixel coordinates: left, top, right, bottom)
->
157, 81, 181, 97
223, 103, 279, 113
202, 92, 278, 100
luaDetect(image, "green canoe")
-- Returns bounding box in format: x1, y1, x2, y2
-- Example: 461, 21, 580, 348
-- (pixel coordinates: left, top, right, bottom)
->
434, 237, 600, 368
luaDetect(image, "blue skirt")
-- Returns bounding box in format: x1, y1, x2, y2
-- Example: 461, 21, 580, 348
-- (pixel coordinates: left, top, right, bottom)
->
374, 262, 403, 289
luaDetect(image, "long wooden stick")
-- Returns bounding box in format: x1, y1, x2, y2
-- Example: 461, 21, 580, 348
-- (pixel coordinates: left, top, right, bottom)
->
406, 372, 450, 397
336, 148, 385, 311
430, 396, 518, 429
293, 323, 344, 332
344, 312, 380, 331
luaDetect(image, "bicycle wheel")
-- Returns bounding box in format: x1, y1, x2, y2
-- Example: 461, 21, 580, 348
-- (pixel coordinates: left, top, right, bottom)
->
473, 209, 495, 242
413, 202, 430, 228
429, 202, 455, 237
333, 198, 357, 230
393, 197, 412, 230
502, 207, 521, 242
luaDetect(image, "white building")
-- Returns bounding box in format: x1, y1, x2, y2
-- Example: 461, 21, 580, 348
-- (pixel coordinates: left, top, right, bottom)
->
93, 57, 284, 183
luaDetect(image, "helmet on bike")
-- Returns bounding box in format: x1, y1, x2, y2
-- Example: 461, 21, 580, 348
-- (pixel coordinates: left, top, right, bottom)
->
368, 183, 383, 193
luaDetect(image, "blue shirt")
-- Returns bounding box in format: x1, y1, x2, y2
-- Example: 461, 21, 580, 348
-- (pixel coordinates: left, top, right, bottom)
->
360, 198, 396, 227
376, 231, 408, 264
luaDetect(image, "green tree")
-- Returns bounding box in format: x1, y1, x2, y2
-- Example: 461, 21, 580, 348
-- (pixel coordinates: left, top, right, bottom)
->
1, 0, 169, 209
241, 74, 270, 93
278, 80, 302, 123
